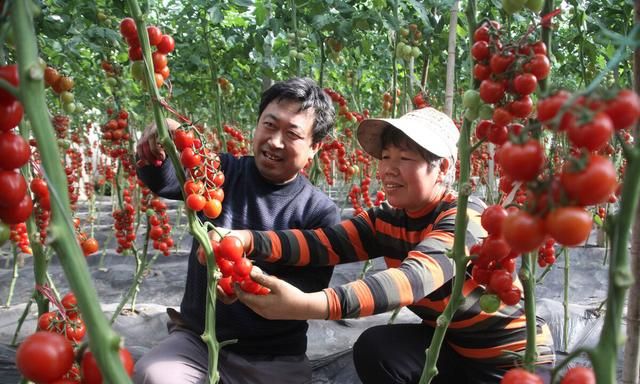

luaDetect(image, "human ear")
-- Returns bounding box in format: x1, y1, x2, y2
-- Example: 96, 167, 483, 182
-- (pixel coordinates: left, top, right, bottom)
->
309, 141, 321, 159
437, 158, 450, 182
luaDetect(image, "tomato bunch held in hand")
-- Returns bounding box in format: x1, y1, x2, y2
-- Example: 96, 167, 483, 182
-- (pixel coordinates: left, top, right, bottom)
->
199, 235, 270, 296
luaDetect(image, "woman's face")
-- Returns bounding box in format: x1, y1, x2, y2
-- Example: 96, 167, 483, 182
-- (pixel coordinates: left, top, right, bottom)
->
379, 143, 442, 211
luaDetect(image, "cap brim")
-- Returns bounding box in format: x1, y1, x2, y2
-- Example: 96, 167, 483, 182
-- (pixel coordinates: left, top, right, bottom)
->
356, 118, 394, 160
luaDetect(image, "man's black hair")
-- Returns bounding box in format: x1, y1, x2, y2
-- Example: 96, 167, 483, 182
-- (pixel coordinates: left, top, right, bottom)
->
258, 77, 335, 144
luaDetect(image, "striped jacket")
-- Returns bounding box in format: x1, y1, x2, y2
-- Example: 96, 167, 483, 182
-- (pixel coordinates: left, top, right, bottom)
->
249, 192, 555, 365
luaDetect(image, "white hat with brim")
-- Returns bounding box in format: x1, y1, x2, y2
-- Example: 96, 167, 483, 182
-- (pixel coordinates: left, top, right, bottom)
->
357, 107, 460, 161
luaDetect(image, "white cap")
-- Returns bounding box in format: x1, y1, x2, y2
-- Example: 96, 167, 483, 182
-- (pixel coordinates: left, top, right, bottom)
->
357, 107, 459, 161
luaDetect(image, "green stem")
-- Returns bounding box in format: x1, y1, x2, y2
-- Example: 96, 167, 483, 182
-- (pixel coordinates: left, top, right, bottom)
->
562, 247, 569, 352
419, 120, 473, 384
520, 252, 538, 370
592, 148, 640, 384
4, 244, 19, 307
11, 295, 33, 346
539, 0, 554, 93
125, 1, 220, 381
11, 1, 131, 382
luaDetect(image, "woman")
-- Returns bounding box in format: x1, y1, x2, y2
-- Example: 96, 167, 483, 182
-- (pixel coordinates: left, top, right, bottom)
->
219, 107, 555, 383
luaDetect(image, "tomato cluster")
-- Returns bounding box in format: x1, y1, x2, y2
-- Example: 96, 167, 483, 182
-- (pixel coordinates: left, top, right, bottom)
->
142, 191, 175, 256
31, 177, 51, 244
397, 23, 422, 61
99, 108, 132, 164
0, 65, 33, 226
44, 65, 76, 114
413, 92, 429, 109
217, 77, 234, 95
112, 186, 137, 254
120, 18, 175, 88
472, 204, 521, 312
223, 124, 249, 157
175, 126, 225, 219
17, 294, 135, 384
325, 87, 366, 123
9, 222, 30, 254
202, 235, 270, 296
466, 21, 547, 139
381, 89, 401, 116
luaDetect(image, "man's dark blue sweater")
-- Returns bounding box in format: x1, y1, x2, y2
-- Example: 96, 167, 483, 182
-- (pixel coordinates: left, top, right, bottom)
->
137, 153, 340, 356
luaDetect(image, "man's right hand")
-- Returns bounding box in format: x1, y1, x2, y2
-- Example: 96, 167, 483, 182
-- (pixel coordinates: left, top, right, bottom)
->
136, 118, 181, 167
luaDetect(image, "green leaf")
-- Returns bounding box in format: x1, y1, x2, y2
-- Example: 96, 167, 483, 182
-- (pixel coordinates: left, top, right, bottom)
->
208, 5, 224, 24
255, 1, 267, 25
405, 0, 429, 25
232, 0, 255, 7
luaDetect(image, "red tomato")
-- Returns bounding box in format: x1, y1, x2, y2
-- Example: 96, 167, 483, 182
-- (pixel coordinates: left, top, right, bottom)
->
156, 35, 175, 54
513, 73, 538, 95
64, 318, 86, 342
481, 205, 508, 235
82, 238, 99, 256
509, 96, 533, 119
61, 292, 78, 313
0, 99, 24, 131
119, 18, 137, 39
0, 65, 19, 105
473, 63, 491, 81
0, 131, 31, 170
219, 236, 244, 262
567, 112, 613, 151
487, 124, 508, 145
502, 210, 546, 254
0, 170, 28, 206
38, 311, 60, 331
488, 269, 513, 293
471, 41, 490, 61
479, 79, 506, 104
240, 277, 262, 294
545, 207, 593, 247
16, 331, 75, 383
475, 120, 492, 140
173, 129, 194, 151
492, 107, 513, 126
180, 148, 202, 168
81, 348, 134, 384
500, 368, 543, 384
490, 52, 515, 74
498, 286, 521, 306
152, 52, 168, 72
183, 179, 203, 195
216, 257, 234, 276
560, 155, 617, 206
525, 54, 550, 80
203, 198, 222, 219
147, 26, 163, 46
212, 172, 225, 187
560, 366, 595, 384
186, 193, 206, 211
479, 235, 511, 263
233, 257, 253, 277
218, 276, 234, 295
473, 25, 490, 42
537, 91, 570, 123
497, 140, 545, 182
604, 89, 640, 130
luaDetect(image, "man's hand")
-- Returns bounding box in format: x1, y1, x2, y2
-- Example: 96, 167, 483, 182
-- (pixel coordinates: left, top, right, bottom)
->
136, 118, 181, 167
235, 269, 329, 320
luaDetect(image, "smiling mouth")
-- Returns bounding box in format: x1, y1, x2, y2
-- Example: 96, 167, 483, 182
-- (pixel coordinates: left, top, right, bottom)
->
263, 151, 282, 162
384, 182, 403, 191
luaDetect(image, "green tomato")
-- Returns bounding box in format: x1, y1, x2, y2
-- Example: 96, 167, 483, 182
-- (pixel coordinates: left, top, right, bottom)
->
131, 61, 145, 81
502, 0, 525, 14
107, 77, 118, 87
60, 91, 74, 104
479, 293, 501, 313
462, 90, 481, 110
464, 107, 479, 122
478, 104, 494, 120
0, 222, 10, 247
402, 45, 413, 58
289, 49, 299, 59
411, 46, 421, 58
63, 102, 76, 114
97, 11, 107, 22
58, 139, 70, 149
525, 0, 544, 12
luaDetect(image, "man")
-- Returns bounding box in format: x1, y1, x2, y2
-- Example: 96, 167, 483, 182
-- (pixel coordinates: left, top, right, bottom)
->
133, 77, 340, 384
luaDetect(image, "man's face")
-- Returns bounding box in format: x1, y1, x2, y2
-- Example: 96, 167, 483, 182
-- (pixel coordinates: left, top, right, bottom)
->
253, 99, 319, 184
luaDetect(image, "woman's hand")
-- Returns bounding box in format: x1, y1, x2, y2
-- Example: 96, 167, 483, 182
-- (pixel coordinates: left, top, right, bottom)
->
235, 269, 329, 320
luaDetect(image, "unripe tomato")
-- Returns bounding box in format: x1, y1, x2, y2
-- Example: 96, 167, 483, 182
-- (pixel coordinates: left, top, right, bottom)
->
479, 293, 501, 313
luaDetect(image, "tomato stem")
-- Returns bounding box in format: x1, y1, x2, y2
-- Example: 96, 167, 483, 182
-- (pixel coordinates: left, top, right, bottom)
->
10, 0, 133, 382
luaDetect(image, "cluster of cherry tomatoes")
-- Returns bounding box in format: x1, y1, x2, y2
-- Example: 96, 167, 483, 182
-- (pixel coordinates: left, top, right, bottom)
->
223, 124, 249, 157
119, 17, 175, 88
324, 87, 366, 124
43, 65, 77, 114
143, 191, 175, 256
198, 235, 269, 296
412, 92, 429, 109
99, 109, 131, 160
112, 186, 137, 254
9, 222, 30, 254
174, 126, 225, 219
397, 23, 422, 61
0, 65, 33, 226
17, 293, 134, 384
381, 89, 401, 116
